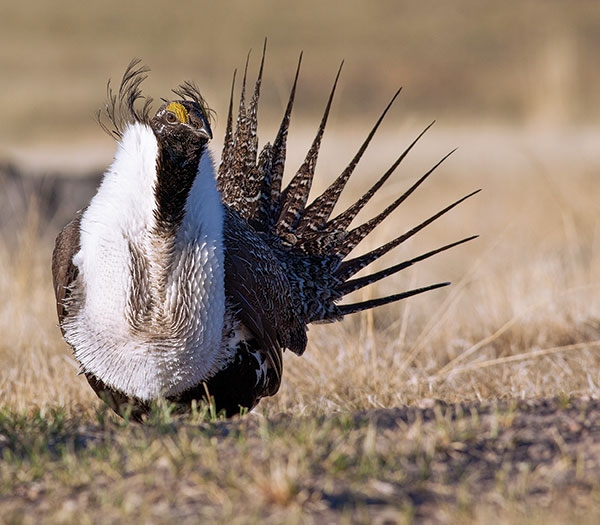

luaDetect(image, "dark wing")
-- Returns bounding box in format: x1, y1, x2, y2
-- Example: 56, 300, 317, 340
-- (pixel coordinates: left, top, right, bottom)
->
52, 213, 82, 330
222, 207, 307, 391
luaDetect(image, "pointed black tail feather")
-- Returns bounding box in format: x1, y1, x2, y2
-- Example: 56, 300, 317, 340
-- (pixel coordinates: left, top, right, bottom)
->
337, 235, 478, 297
337, 149, 458, 259
263, 53, 303, 229
337, 189, 481, 282
231, 50, 251, 175
246, 40, 267, 171
218, 69, 237, 180
234, 44, 267, 223
297, 87, 403, 234
327, 121, 436, 233
216, 53, 252, 208
333, 282, 451, 319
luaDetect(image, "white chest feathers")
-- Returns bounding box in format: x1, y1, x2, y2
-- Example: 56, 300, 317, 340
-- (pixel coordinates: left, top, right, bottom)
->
63, 123, 229, 401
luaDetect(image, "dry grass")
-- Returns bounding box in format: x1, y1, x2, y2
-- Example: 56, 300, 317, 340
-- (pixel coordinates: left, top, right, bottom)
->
3, 126, 600, 415
1, 124, 600, 521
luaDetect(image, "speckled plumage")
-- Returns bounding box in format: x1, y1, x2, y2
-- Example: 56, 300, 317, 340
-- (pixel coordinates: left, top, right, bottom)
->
52, 51, 477, 419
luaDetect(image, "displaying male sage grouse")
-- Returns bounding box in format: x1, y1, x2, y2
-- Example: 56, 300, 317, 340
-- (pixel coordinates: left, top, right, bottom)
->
52, 52, 478, 419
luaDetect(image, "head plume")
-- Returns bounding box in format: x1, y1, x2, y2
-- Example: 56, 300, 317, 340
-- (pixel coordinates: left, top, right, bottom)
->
97, 59, 153, 139
97, 60, 215, 140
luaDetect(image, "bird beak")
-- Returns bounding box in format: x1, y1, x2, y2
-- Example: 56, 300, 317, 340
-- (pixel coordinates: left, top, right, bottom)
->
198, 121, 213, 141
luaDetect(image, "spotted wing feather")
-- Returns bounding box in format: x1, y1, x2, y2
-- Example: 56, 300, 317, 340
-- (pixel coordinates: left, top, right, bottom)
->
223, 208, 307, 375
52, 214, 83, 328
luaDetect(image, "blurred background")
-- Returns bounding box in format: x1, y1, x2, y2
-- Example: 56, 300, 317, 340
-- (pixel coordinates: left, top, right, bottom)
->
2, 0, 600, 159
1, 0, 600, 410
2, 0, 599, 236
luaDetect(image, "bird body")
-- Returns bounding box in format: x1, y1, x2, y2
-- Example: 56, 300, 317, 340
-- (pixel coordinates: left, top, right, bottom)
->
52, 53, 477, 418
59, 122, 228, 402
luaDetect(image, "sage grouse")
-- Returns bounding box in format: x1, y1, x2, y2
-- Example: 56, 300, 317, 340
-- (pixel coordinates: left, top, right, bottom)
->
52, 54, 477, 418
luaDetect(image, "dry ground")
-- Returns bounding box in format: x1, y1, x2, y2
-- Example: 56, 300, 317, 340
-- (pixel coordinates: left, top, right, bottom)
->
2, 397, 600, 524
1, 122, 600, 522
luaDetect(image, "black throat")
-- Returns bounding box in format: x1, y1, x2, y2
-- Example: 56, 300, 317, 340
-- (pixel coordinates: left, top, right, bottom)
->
152, 130, 207, 235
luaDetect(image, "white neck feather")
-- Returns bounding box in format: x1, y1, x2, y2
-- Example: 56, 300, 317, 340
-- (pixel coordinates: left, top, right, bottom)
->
64, 123, 228, 401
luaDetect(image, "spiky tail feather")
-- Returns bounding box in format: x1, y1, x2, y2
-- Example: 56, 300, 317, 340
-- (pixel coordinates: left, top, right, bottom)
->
218, 45, 477, 337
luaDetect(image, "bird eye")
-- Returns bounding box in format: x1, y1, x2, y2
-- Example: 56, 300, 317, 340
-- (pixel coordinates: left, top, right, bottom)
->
166, 111, 177, 123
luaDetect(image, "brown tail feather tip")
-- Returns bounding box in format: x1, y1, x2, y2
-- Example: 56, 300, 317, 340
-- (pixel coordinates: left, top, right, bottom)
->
276, 62, 344, 234
298, 87, 404, 232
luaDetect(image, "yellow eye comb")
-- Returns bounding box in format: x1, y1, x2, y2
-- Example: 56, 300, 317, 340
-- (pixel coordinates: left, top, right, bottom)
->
165, 102, 189, 123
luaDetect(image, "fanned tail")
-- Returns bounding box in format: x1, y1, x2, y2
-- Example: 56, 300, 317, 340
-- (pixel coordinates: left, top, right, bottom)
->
218, 49, 478, 332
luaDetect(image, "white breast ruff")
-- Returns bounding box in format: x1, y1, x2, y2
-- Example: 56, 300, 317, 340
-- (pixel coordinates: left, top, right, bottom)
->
63, 123, 228, 401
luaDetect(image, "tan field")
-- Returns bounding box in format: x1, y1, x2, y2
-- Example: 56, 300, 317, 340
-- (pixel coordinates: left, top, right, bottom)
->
3, 123, 600, 412
1, 1, 600, 523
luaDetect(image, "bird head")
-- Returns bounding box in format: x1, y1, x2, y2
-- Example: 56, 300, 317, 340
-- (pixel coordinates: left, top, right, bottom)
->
146, 99, 216, 230
151, 100, 213, 152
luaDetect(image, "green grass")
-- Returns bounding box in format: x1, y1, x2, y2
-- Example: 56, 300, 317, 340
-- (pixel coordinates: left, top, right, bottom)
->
2, 399, 600, 523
